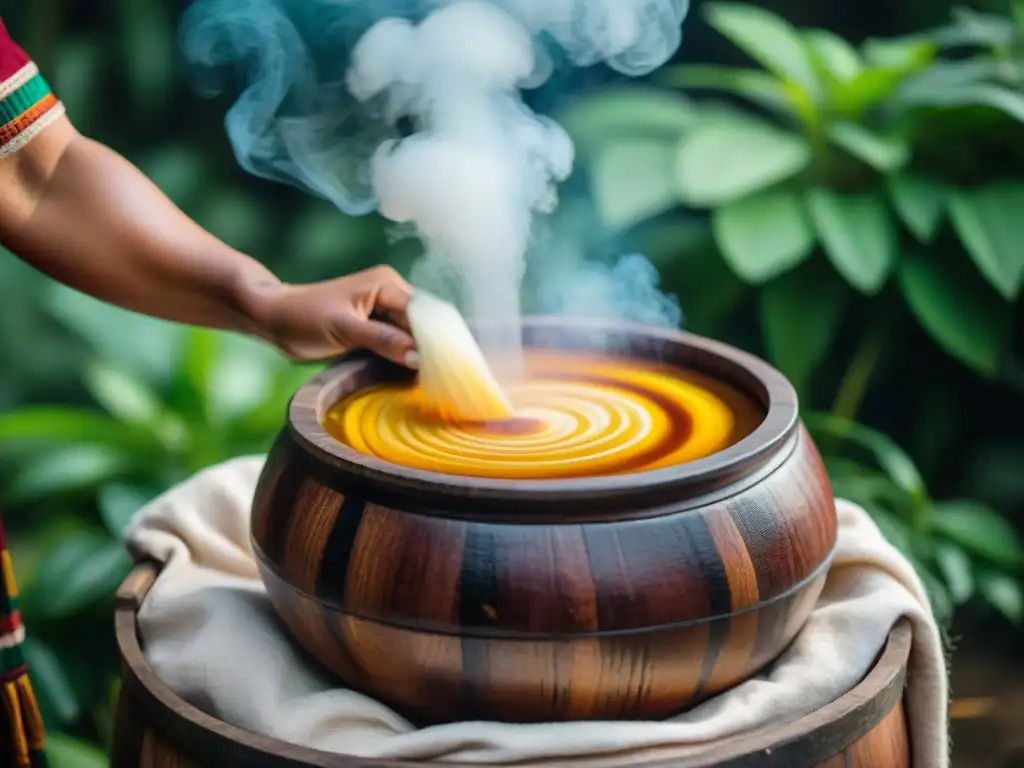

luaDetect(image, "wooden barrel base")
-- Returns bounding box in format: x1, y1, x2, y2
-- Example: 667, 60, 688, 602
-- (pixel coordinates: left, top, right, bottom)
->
112, 563, 913, 768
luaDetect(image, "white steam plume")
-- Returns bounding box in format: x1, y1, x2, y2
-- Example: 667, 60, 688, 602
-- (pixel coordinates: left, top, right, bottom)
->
181, 0, 690, 381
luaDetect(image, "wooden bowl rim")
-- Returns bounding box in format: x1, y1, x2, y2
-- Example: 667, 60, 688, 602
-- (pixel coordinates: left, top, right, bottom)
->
286, 317, 799, 503
114, 561, 911, 768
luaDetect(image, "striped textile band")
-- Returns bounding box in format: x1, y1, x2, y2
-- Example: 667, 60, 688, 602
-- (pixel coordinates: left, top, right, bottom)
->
0, 515, 48, 768
0, 61, 65, 157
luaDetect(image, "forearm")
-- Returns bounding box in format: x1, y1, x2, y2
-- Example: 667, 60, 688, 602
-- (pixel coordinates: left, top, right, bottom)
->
0, 118, 281, 337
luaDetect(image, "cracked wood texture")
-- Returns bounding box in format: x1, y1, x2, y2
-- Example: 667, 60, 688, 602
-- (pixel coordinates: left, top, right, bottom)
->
112, 561, 914, 767
249, 322, 839, 724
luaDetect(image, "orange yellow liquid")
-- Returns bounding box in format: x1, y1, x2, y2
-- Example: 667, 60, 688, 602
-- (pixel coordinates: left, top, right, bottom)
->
323, 352, 765, 479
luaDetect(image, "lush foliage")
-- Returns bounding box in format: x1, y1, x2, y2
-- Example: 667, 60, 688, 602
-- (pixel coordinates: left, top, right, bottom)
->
2, 1, 1024, 764
559, 2, 1024, 627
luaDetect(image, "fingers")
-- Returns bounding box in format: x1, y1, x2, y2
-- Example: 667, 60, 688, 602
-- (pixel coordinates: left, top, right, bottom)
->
334, 312, 418, 368
364, 265, 413, 313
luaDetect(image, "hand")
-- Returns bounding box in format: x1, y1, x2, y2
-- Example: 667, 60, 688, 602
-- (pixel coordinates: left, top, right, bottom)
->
248, 265, 418, 367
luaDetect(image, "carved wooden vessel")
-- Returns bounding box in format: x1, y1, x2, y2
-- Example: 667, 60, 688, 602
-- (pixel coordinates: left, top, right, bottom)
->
249, 318, 838, 723
112, 564, 912, 767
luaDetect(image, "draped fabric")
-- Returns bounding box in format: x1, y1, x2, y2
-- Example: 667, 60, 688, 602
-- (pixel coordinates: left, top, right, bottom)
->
0, 16, 52, 768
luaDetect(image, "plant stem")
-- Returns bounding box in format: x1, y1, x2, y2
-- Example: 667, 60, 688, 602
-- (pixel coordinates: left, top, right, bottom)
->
832, 318, 887, 422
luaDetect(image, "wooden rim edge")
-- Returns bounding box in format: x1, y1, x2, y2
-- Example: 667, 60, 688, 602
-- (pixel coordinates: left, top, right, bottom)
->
114, 564, 913, 767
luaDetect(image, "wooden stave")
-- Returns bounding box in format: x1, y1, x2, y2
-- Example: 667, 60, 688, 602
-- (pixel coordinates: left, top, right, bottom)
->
112, 562, 912, 767
250, 417, 835, 721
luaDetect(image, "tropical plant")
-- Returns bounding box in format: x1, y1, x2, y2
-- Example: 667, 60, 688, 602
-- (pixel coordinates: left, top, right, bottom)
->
0, 283, 320, 756
556, 2, 1024, 627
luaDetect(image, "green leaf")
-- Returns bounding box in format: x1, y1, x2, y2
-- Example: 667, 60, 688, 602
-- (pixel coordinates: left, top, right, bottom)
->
932, 500, 1024, 570
804, 413, 927, 503
99, 484, 156, 538
21, 638, 81, 725
826, 122, 909, 172
931, 7, 1016, 49
209, 333, 285, 424
659, 65, 792, 114
676, 121, 812, 207
861, 36, 936, 71
704, 2, 821, 95
713, 188, 814, 284
27, 530, 131, 619
935, 543, 974, 605
977, 572, 1023, 625
898, 253, 1009, 377
803, 28, 862, 83
948, 183, 1024, 300
916, 559, 954, 624
46, 732, 109, 768
45, 283, 184, 385
760, 261, 848, 397
0, 406, 144, 449
556, 87, 699, 155
886, 174, 947, 242
805, 188, 896, 294
3, 445, 131, 504
864, 503, 913, 554
590, 138, 685, 230
84, 363, 164, 427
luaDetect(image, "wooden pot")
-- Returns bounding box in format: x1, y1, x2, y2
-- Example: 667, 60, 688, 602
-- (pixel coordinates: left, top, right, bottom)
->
111, 562, 913, 767
250, 318, 837, 723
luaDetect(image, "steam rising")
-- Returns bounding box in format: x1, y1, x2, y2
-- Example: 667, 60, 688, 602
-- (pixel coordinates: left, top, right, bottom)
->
181, 0, 689, 381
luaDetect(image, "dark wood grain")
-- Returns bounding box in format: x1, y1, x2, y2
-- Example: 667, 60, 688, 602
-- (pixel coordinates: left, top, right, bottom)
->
114, 571, 915, 766
250, 320, 836, 723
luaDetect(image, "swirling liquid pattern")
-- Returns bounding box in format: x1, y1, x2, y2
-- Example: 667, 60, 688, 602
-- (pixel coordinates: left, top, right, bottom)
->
323, 352, 765, 479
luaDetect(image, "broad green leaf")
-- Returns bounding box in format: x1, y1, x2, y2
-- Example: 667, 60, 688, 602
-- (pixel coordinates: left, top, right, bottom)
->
935, 543, 974, 605
704, 2, 821, 95
977, 571, 1023, 625
826, 122, 909, 172
932, 500, 1024, 570
831, 68, 908, 114
45, 283, 184, 385
916, 560, 954, 624
84, 363, 189, 450
84, 363, 164, 427
760, 262, 848, 397
3, 445, 131, 504
948, 183, 1024, 300
590, 139, 685, 230
886, 174, 947, 242
898, 253, 1009, 377
864, 503, 913, 554
99, 484, 156, 538
860, 36, 936, 70
0, 406, 144, 448
804, 413, 927, 503
676, 121, 812, 206
659, 66, 792, 114
931, 7, 1016, 49
556, 88, 699, 155
712, 189, 814, 284
209, 333, 284, 424
914, 84, 1024, 123
45, 733, 109, 768
803, 28, 862, 83
805, 188, 896, 294
21, 638, 81, 725
27, 531, 131, 619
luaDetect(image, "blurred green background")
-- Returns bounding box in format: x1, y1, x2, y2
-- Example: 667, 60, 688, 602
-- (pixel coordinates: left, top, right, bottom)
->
2, 0, 1023, 764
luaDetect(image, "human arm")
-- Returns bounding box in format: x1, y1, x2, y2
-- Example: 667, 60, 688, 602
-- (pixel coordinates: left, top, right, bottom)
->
0, 21, 416, 366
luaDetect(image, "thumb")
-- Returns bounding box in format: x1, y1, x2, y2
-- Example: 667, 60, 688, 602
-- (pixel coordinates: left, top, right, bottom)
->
334, 313, 418, 368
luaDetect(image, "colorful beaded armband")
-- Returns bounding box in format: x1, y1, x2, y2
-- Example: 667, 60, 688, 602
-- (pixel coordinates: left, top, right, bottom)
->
0, 61, 64, 157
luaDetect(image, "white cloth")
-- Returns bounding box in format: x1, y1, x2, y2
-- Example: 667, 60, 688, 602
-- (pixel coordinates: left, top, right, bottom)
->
125, 456, 949, 767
